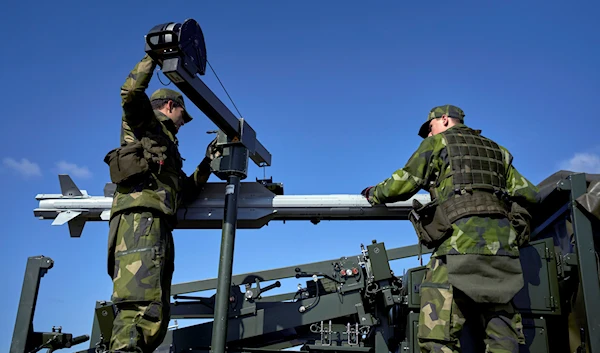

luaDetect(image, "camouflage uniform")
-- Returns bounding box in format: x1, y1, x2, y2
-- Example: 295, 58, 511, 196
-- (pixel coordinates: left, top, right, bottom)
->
363, 105, 539, 353
105, 54, 214, 352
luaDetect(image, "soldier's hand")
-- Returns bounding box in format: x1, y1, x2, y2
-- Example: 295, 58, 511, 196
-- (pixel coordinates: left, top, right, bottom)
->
361, 186, 375, 204
206, 136, 222, 161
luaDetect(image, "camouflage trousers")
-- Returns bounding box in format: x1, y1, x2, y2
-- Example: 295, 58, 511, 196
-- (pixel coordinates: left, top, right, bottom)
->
107, 209, 174, 353
417, 256, 525, 353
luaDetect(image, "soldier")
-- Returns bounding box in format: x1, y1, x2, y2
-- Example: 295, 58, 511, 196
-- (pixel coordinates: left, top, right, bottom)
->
103, 53, 221, 352
361, 105, 539, 352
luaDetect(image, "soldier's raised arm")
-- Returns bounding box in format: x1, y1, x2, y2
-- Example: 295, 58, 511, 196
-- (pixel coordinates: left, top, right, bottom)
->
120, 54, 157, 129
180, 159, 211, 205
179, 138, 222, 206
504, 153, 540, 207
364, 137, 438, 205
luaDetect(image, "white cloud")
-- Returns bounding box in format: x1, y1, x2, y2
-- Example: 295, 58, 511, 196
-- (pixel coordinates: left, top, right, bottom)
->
3, 157, 42, 177
56, 161, 92, 178
560, 153, 600, 174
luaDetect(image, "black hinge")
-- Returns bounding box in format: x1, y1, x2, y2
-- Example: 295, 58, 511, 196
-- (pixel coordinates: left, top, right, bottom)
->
543, 246, 554, 260
545, 296, 556, 309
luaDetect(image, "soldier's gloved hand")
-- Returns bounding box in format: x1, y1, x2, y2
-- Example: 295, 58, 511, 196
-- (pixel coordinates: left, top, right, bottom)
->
361, 186, 375, 205
205, 136, 222, 161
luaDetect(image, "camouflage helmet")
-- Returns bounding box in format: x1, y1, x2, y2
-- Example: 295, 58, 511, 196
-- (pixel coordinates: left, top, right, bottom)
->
150, 88, 193, 123
418, 104, 465, 138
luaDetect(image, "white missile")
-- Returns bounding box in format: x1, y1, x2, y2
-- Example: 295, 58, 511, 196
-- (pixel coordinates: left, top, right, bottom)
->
34, 175, 431, 237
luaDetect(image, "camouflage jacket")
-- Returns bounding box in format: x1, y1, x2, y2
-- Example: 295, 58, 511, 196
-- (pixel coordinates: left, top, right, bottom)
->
110, 54, 211, 221
370, 124, 539, 258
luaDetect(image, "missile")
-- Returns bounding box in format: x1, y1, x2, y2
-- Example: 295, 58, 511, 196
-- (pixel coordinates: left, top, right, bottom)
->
34, 175, 431, 237
34, 175, 114, 237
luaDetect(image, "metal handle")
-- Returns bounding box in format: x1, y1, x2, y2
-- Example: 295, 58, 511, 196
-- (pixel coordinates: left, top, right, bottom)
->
145, 22, 182, 54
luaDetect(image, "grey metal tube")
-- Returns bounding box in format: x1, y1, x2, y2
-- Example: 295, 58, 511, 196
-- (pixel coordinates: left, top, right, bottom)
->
210, 174, 241, 353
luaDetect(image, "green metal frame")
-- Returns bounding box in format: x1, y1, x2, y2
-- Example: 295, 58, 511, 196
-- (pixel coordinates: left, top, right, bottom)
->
10, 256, 89, 353
564, 173, 600, 352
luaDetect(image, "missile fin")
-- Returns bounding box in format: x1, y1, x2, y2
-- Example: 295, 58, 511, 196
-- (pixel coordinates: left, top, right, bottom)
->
52, 210, 82, 225
59, 174, 83, 197
104, 183, 117, 197
68, 218, 86, 238
100, 210, 111, 221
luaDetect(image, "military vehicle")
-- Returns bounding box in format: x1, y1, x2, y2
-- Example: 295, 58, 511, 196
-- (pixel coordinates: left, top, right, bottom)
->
10, 18, 600, 353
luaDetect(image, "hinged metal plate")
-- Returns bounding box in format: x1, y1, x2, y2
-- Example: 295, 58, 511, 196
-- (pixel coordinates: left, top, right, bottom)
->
405, 266, 426, 310
513, 238, 562, 315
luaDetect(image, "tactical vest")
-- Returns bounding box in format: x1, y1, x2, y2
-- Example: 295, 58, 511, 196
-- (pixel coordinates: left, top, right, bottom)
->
435, 125, 510, 223
104, 124, 183, 186
105, 112, 188, 220
408, 125, 511, 250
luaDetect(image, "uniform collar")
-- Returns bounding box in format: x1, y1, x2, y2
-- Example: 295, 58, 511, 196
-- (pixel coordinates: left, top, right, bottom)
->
448, 123, 466, 130
445, 123, 482, 135
154, 110, 179, 137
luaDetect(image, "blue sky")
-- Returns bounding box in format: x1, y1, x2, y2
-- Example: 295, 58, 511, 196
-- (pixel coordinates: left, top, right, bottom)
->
2, 0, 599, 351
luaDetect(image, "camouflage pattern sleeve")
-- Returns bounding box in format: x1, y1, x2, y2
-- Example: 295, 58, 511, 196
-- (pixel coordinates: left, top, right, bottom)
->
506, 165, 540, 207
120, 54, 157, 129
179, 138, 220, 206
371, 137, 437, 204
180, 157, 212, 206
